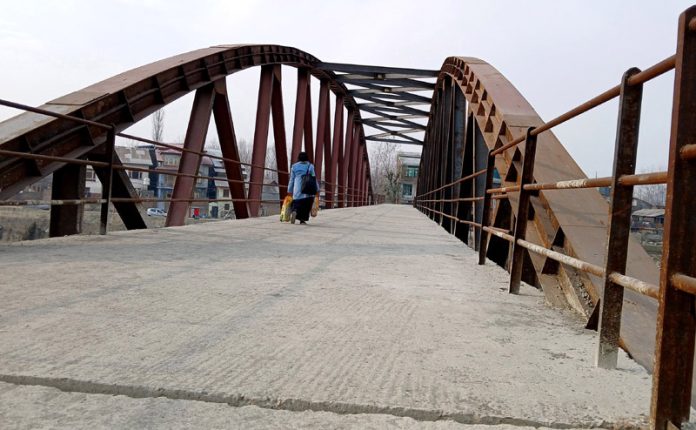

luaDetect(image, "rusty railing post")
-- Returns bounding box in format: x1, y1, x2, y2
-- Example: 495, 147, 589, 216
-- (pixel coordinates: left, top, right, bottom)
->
595, 67, 643, 369
508, 128, 537, 294
650, 7, 696, 430
478, 151, 496, 265
99, 125, 116, 235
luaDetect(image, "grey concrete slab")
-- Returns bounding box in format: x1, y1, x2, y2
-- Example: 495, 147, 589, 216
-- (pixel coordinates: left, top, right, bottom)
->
0, 205, 652, 428
0, 382, 597, 430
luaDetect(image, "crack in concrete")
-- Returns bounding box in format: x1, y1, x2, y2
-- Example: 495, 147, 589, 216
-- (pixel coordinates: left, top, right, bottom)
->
0, 374, 635, 429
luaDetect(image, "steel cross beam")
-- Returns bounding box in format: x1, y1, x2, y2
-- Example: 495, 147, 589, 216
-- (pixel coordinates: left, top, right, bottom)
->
327, 94, 344, 209
339, 109, 354, 208
315, 80, 330, 188
212, 79, 250, 220
270, 66, 290, 199
318, 62, 437, 146
291, 68, 310, 163
166, 84, 215, 227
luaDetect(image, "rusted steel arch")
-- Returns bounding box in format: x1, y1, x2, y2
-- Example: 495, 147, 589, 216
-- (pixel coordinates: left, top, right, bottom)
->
419, 56, 660, 374
0, 44, 374, 228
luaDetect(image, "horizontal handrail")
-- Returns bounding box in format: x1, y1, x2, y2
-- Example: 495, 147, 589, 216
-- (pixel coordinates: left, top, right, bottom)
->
0, 97, 287, 176
490, 55, 676, 156
419, 205, 483, 228
415, 169, 486, 198
672, 273, 696, 296
517, 238, 660, 299
417, 196, 484, 203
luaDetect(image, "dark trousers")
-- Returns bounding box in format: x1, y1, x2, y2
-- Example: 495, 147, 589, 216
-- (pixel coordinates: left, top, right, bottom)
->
292, 197, 313, 221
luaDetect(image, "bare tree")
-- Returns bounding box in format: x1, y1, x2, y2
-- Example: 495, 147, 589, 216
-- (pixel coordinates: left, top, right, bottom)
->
237, 138, 252, 165
384, 169, 402, 203
264, 144, 278, 182
633, 166, 667, 207
206, 136, 220, 151
368, 141, 400, 202
151, 109, 165, 142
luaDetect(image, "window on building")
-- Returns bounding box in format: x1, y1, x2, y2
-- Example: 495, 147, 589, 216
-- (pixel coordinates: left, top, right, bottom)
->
129, 170, 142, 180
402, 183, 413, 196
163, 154, 179, 166
406, 167, 418, 177
86, 169, 95, 180
223, 189, 230, 198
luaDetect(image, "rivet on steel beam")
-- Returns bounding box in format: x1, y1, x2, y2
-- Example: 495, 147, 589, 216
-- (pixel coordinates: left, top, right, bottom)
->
689, 16, 696, 31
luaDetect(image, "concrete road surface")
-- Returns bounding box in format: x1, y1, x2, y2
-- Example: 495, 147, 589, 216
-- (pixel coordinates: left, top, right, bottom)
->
0, 205, 653, 428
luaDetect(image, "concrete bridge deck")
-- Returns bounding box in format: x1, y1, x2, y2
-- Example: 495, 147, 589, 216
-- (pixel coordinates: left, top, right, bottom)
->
0, 205, 652, 429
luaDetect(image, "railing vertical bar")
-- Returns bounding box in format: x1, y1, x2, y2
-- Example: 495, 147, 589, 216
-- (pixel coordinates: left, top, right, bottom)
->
508, 128, 537, 294
650, 6, 696, 430
596, 67, 643, 370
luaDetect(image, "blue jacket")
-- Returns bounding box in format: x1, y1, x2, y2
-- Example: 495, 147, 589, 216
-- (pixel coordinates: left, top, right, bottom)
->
287, 161, 317, 200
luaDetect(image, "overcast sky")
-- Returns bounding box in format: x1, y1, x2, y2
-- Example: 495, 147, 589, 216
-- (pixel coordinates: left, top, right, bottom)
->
1, 0, 692, 177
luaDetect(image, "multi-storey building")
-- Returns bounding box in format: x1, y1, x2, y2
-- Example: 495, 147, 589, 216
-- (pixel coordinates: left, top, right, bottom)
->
396, 151, 420, 204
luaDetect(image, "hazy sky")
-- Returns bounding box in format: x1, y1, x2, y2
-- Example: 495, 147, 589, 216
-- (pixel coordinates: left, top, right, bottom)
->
1, 0, 692, 177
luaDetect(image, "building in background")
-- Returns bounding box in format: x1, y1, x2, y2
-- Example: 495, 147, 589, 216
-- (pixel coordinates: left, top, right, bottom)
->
12, 175, 53, 202
397, 151, 420, 204
206, 154, 249, 219
148, 145, 210, 217
115, 146, 153, 198
632, 208, 665, 231
85, 166, 102, 197
260, 180, 280, 216
85, 145, 155, 199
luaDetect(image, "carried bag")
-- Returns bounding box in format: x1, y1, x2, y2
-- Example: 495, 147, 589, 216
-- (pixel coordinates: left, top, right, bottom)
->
300, 164, 318, 195
311, 195, 319, 217
280, 195, 293, 222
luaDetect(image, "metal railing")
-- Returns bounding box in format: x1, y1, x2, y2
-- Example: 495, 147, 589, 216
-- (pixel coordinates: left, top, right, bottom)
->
415, 8, 696, 430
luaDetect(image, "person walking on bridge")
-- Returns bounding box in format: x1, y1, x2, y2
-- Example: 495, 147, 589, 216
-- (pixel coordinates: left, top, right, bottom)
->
287, 151, 318, 225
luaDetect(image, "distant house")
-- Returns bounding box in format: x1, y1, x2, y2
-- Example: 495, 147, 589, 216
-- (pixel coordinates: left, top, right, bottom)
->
149, 145, 209, 217
260, 180, 281, 216
632, 197, 658, 212
84, 145, 154, 199
397, 151, 420, 204
85, 166, 102, 196
631, 208, 665, 231
205, 151, 249, 219
13, 175, 53, 202
115, 146, 153, 198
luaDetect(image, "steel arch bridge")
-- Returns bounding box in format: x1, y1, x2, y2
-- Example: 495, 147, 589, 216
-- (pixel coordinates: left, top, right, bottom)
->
1, 6, 696, 428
